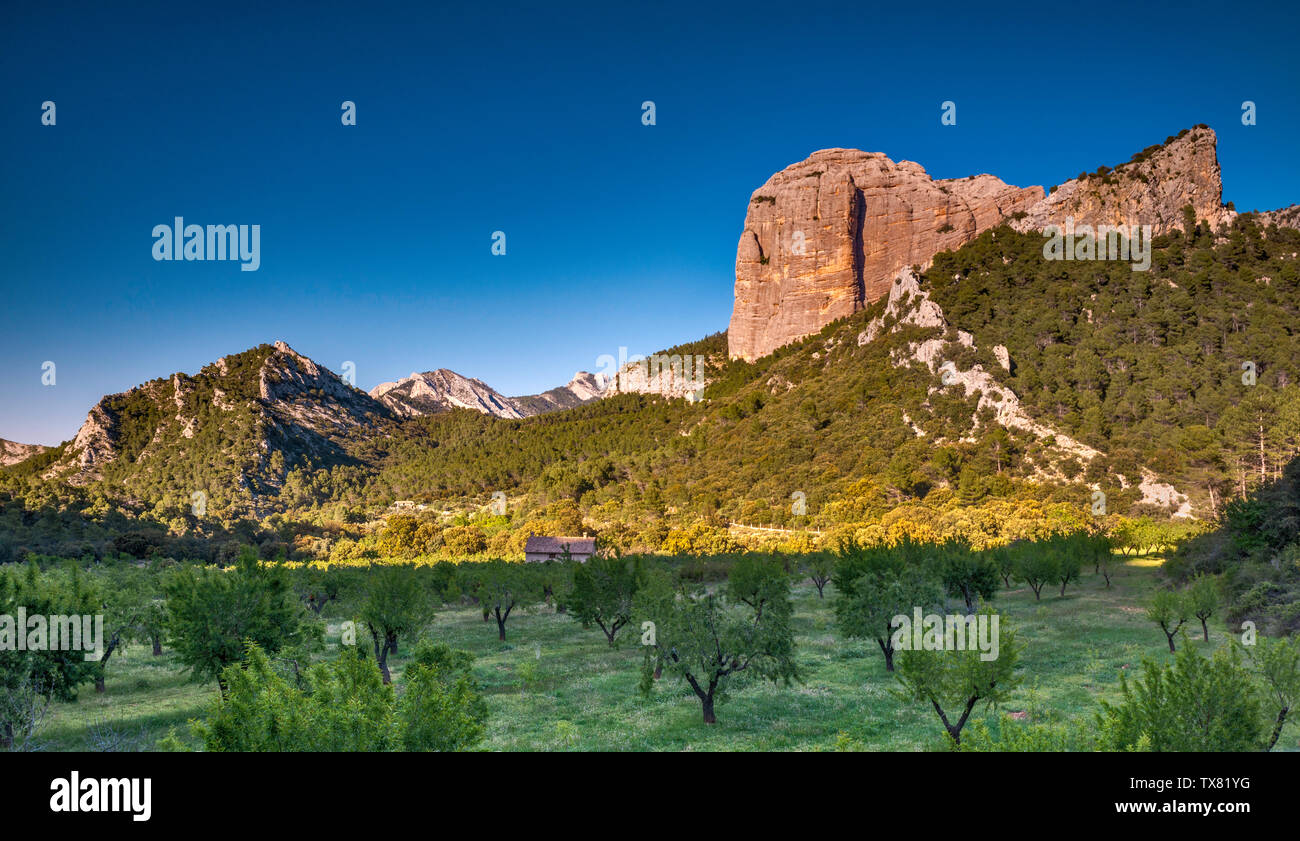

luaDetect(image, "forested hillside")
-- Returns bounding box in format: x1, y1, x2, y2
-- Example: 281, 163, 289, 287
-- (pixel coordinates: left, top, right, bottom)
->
3, 215, 1298, 564
926, 212, 1300, 517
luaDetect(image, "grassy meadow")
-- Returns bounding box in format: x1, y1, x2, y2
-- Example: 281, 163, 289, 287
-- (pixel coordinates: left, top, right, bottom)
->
38, 552, 1292, 752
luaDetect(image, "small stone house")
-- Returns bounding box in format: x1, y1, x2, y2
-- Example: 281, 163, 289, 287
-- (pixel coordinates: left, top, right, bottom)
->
523, 535, 596, 563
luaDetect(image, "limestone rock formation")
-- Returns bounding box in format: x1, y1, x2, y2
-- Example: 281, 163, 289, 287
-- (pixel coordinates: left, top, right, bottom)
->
1009, 125, 1234, 235
728, 149, 1041, 361
728, 125, 1275, 362
372, 369, 529, 419
1259, 204, 1300, 229
0, 439, 47, 467
862, 268, 1190, 514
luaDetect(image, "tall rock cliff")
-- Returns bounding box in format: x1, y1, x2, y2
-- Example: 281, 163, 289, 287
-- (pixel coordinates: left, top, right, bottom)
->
727, 149, 1041, 361
728, 125, 1251, 362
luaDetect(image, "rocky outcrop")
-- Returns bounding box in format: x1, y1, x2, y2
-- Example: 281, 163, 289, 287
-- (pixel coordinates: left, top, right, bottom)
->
863, 267, 1190, 514
728, 149, 1041, 361
1259, 204, 1300, 230
1009, 125, 1234, 236
610, 353, 715, 401
66, 400, 124, 477
257, 342, 390, 465
0, 439, 47, 467
861, 268, 1100, 463
729, 126, 1258, 362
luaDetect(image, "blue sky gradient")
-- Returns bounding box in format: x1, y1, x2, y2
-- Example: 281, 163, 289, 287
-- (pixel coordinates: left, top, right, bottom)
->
2, 0, 1297, 444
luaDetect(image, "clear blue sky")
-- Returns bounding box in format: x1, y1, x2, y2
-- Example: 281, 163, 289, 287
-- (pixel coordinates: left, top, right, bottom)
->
2, 0, 1297, 446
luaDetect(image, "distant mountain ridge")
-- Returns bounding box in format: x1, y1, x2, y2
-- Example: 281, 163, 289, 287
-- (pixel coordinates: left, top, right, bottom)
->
45, 341, 388, 503
371, 369, 608, 419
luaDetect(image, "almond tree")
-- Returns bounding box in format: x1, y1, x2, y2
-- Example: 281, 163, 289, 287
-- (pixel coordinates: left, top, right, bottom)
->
833, 540, 942, 671
566, 555, 640, 645
894, 609, 1021, 746
1145, 589, 1190, 652
359, 564, 436, 683
937, 540, 998, 611
465, 561, 541, 642
635, 571, 799, 724
0, 564, 99, 748
163, 550, 307, 694
799, 552, 835, 598
1012, 551, 1055, 601
1188, 574, 1220, 641
727, 554, 791, 620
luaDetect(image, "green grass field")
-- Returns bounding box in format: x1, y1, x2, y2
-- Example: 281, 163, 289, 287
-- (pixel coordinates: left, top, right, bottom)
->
39, 555, 1296, 752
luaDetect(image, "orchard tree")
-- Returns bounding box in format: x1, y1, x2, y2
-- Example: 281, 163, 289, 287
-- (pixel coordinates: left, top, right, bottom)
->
894, 609, 1021, 746
466, 561, 541, 641
163, 550, 307, 694
833, 540, 941, 671
298, 566, 344, 616
92, 570, 150, 693
566, 555, 640, 645
1146, 589, 1190, 652
635, 571, 799, 724
1012, 551, 1056, 601
799, 552, 835, 598
537, 558, 574, 614
359, 564, 437, 683
1097, 550, 1115, 588
936, 540, 998, 612
1, 563, 99, 748
990, 545, 1016, 588
727, 554, 792, 620
1188, 574, 1220, 641
1054, 545, 1081, 597
1243, 636, 1300, 751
